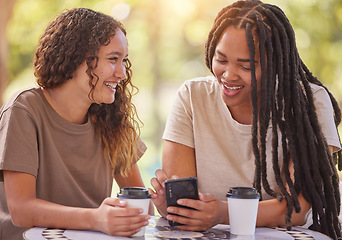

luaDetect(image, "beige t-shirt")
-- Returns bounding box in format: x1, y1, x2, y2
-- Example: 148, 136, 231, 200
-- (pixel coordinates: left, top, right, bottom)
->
0, 87, 146, 240
163, 76, 341, 201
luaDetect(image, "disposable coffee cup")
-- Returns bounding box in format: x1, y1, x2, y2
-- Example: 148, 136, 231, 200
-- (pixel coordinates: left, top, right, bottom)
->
226, 187, 260, 235
117, 187, 151, 237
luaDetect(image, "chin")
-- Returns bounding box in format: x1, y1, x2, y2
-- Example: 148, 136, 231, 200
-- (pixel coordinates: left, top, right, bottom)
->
99, 94, 116, 104
105, 99, 116, 104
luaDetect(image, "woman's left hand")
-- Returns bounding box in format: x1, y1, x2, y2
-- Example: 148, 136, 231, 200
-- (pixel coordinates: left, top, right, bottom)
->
149, 169, 169, 218
165, 193, 228, 231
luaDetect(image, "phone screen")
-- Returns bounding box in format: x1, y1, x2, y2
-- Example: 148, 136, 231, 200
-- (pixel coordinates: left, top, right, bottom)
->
164, 177, 199, 226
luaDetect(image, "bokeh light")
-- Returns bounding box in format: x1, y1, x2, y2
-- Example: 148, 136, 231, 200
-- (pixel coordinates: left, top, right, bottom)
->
3, 0, 342, 188
111, 3, 130, 20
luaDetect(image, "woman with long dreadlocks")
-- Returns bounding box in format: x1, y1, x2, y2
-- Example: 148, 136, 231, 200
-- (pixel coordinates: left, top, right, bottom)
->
150, 0, 342, 238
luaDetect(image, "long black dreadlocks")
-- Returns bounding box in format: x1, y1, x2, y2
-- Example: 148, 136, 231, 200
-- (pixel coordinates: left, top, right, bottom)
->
205, 0, 342, 239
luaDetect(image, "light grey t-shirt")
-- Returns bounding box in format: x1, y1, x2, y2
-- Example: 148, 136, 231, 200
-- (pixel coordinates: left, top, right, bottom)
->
163, 76, 341, 201
0, 87, 146, 240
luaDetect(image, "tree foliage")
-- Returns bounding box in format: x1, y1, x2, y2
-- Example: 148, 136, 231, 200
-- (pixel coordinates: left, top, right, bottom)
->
3, 0, 342, 185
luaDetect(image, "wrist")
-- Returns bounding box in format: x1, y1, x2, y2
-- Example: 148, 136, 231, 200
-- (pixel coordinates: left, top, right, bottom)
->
220, 201, 229, 225
157, 205, 168, 218
85, 208, 97, 230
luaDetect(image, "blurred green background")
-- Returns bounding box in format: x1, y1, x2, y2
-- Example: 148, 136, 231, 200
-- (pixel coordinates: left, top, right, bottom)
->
2, 0, 342, 193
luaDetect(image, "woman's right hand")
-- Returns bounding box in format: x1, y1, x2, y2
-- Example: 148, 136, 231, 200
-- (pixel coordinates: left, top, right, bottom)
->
149, 169, 169, 218
92, 197, 150, 236
4, 171, 149, 237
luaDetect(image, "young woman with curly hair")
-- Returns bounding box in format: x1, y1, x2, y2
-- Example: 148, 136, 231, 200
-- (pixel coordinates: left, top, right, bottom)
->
0, 8, 150, 239
151, 0, 341, 239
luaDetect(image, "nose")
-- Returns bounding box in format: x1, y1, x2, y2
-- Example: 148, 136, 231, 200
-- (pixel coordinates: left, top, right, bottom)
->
222, 65, 238, 80
114, 64, 126, 81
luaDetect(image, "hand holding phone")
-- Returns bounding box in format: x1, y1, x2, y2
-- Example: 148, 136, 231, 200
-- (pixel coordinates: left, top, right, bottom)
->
164, 177, 199, 226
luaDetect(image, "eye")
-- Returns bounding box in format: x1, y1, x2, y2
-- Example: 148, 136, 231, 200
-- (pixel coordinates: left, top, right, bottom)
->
241, 65, 251, 71
109, 57, 118, 62
214, 57, 227, 64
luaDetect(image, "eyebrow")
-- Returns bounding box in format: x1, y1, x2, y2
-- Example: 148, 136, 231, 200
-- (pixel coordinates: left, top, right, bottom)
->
106, 51, 128, 58
215, 49, 253, 63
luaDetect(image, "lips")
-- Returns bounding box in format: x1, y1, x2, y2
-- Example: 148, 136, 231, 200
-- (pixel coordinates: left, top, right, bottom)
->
221, 81, 243, 97
105, 82, 117, 90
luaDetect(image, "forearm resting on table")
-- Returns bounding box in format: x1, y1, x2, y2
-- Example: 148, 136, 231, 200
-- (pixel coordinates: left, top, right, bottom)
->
219, 192, 310, 227
9, 198, 95, 229
4, 171, 95, 230
256, 193, 311, 227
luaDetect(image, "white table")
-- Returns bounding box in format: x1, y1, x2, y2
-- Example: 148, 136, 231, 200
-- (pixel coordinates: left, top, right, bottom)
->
23, 216, 332, 240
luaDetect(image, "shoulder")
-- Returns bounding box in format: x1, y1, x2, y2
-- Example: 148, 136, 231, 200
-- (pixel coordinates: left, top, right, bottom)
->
182, 76, 218, 89
178, 76, 219, 96
308, 83, 331, 106
309, 83, 327, 95
1, 87, 44, 118
172, 76, 223, 114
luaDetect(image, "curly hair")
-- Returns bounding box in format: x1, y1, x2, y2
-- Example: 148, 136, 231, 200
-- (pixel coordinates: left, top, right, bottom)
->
205, 0, 341, 238
34, 8, 141, 176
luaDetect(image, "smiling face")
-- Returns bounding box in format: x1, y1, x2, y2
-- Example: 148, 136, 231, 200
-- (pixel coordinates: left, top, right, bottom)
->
212, 26, 261, 123
91, 29, 128, 104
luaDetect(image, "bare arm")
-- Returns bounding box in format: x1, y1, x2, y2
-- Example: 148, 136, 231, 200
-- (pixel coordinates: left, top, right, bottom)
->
152, 140, 311, 231
256, 193, 310, 227
150, 140, 197, 217
162, 140, 197, 178
114, 163, 145, 188
4, 170, 148, 236
256, 157, 311, 227
4, 171, 93, 229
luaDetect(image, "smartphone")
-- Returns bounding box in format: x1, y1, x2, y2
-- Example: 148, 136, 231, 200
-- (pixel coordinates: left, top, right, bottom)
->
164, 177, 199, 226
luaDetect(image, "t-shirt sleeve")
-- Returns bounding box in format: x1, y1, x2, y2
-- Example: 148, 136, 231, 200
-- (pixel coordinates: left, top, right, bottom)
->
313, 86, 341, 151
0, 106, 39, 177
113, 137, 147, 175
162, 83, 195, 148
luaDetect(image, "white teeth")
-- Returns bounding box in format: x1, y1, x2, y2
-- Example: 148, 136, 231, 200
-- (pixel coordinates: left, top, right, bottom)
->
223, 84, 243, 91
105, 83, 117, 89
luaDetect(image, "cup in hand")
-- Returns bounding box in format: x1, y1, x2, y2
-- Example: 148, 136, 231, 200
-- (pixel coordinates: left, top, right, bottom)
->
117, 187, 151, 237
226, 187, 260, 235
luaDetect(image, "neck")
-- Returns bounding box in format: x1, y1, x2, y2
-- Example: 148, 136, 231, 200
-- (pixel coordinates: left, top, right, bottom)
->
43, 87, 90, 124
228, 105, 253, 125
